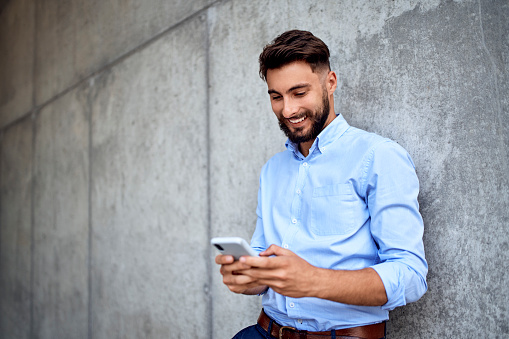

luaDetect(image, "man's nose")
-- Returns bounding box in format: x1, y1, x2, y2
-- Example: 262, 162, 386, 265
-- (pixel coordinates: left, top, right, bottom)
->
282, 98, 298, 118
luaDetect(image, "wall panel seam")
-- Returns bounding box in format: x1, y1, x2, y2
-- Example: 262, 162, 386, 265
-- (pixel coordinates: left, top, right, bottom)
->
30, 2, 38, 337
30, 112, 36, 339
87, 84, 93, 339
205, 6, 213, 337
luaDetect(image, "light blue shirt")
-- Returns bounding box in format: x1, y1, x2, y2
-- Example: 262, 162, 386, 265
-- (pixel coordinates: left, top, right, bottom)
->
251, 114, 428, 331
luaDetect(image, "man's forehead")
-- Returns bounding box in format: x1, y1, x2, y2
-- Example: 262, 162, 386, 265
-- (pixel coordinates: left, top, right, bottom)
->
266, 61, 322, 91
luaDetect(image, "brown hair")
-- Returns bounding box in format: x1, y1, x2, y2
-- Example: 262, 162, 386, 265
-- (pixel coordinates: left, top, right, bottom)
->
259, 30, 330, 81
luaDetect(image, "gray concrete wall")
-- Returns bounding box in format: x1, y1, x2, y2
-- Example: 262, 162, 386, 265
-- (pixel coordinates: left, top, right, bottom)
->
0, 0, 507, 338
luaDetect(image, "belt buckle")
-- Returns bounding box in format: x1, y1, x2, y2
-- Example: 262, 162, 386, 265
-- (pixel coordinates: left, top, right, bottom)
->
279, 325, 297, 339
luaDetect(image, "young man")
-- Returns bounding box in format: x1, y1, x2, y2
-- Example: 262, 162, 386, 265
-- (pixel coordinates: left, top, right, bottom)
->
216, 30, 428, 339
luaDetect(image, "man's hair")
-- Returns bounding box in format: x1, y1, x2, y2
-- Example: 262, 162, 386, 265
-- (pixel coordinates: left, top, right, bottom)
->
259, 30, 330, 81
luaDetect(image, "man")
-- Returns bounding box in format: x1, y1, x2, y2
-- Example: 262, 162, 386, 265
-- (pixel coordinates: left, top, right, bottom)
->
216, 30, 427, 339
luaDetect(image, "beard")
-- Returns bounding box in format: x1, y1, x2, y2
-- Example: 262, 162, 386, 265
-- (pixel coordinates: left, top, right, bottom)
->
278, 91, 330, 144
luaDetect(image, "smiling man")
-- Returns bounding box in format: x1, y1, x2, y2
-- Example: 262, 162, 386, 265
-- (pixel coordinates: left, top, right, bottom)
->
216, 30, 428, 339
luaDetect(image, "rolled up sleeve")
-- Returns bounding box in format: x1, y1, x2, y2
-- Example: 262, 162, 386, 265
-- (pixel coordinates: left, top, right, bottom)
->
364, 141, 428, 310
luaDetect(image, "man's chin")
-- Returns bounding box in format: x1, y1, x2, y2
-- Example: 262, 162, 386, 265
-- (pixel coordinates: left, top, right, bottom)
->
287, 131, 314, 144
279, 121, 313, 143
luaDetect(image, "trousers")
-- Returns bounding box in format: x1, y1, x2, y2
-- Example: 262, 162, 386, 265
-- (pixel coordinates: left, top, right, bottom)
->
232, 324, 270, 339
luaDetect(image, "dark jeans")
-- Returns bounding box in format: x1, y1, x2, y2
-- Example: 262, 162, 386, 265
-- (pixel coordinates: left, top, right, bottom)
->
232, 324, 270, 339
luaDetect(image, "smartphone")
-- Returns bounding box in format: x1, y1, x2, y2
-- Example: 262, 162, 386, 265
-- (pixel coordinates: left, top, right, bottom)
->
211, 237, 258, 260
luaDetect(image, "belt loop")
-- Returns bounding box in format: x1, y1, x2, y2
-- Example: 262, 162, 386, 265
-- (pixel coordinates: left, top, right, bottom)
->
330, 329, 336, 339
268, 319, 273, 337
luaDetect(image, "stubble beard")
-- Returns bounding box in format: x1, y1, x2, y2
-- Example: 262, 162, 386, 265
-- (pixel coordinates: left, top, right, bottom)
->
278, 91, 330, 144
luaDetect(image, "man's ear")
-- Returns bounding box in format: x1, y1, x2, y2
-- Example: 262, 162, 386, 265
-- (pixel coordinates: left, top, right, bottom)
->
326, 71, 338, 94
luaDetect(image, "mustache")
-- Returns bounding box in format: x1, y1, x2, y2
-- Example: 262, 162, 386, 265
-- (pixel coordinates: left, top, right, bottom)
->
277, 92, 330, 144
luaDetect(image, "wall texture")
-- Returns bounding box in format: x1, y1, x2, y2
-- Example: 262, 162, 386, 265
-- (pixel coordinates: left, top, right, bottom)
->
0, 0, 507, 338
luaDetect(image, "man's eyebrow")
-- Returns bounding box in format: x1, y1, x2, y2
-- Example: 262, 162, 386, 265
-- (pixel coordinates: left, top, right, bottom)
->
268, 83, 311, 95
288, 83, 311, 92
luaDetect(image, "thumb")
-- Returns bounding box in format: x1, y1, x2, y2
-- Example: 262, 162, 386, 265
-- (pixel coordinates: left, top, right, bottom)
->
260, 244, 296, 257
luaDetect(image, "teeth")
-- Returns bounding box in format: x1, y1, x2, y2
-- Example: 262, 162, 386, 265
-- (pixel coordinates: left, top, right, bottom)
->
289, 116, 306, 124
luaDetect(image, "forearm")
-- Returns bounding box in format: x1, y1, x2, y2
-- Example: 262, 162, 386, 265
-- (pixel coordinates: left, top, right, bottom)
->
310, 267, 388, 306
240, 246, 387, 305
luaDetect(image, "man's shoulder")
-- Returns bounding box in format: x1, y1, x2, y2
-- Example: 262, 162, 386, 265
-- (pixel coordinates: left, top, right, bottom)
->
343, 126, 387, 144
339, 126, 398, 153
347, 127, 415, 169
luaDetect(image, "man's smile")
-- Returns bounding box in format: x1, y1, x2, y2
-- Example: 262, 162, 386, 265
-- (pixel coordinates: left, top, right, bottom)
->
288, 115, 307, 125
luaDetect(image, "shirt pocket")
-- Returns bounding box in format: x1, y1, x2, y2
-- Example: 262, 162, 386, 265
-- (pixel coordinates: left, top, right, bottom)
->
310, 183, 356, 236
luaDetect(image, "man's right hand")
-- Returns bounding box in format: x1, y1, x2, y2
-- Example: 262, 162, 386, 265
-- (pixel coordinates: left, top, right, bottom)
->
215, 254, 268, 295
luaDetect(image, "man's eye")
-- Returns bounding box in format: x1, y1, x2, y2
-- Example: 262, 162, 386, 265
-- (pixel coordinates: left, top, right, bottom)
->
295, 92, 305, 97
272, 96, 282, 100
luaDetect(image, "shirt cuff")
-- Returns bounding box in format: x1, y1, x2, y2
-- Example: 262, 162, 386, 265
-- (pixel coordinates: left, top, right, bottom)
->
371, 263, 407, 311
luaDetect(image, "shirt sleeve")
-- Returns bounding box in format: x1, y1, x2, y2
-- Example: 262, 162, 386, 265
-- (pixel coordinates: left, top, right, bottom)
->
363, 140, 428, 310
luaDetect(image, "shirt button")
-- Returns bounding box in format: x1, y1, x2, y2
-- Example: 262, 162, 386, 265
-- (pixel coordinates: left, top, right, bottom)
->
291, 219, 297, 224
298, 319, 303, 324
303, 162, 308, 167
283, 244, 288, 249
296, 189, 301, 194
289, 303, 295, 308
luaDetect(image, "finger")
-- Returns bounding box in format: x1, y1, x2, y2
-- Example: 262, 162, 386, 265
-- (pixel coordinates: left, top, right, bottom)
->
215, 254, 234, 265
240, 255, 290, 271
223, 271, 259, 287
220, 260, 253, 276
239, 255, 272, 268
226, 280, 262, 294
241, 269, 281, 283
258, 244, 281, 257
260, 244, 296, 257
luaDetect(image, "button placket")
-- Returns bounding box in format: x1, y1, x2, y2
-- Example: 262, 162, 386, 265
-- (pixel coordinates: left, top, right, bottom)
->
289, 160, 309, 228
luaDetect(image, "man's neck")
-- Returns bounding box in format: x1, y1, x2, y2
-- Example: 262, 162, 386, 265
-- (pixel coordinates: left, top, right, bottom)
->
299, 140, 314, 157
299, 111, 337, 157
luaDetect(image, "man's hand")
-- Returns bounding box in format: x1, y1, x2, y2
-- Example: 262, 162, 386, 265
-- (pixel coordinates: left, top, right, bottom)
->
215, 254, 268, 295
239, 245, 319, 298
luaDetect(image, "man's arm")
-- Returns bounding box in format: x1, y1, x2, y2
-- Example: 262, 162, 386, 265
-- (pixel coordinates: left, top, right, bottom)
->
363, 141, 428, 309
236, 245, 388, 306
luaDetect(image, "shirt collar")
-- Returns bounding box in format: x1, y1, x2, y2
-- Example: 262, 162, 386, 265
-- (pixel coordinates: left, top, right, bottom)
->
285, 114, 350, 157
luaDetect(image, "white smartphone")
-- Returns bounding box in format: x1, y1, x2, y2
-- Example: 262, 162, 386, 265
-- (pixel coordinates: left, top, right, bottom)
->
211, 237, 258, 260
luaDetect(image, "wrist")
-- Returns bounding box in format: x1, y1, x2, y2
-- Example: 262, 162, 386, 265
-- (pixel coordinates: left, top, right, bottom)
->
308, 267, 330, 299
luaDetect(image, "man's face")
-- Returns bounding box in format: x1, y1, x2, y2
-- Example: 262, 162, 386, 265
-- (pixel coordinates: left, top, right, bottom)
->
266, 61, 335, 145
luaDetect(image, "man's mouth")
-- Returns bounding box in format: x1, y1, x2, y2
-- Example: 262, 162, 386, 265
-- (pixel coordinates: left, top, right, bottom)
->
288, 116, 307, 124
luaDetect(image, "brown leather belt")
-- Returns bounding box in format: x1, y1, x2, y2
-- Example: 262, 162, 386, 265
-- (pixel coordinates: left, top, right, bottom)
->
257, 309, 385, 339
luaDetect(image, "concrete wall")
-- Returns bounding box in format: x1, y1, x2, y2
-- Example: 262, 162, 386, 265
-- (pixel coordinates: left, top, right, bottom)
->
0, 0, 507, 338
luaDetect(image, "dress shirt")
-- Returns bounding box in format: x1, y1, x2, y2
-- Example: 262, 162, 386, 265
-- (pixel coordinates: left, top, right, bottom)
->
250, 114, 428, 331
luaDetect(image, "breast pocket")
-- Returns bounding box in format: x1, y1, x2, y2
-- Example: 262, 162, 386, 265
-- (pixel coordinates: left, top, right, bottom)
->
310, 183, 356, 236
